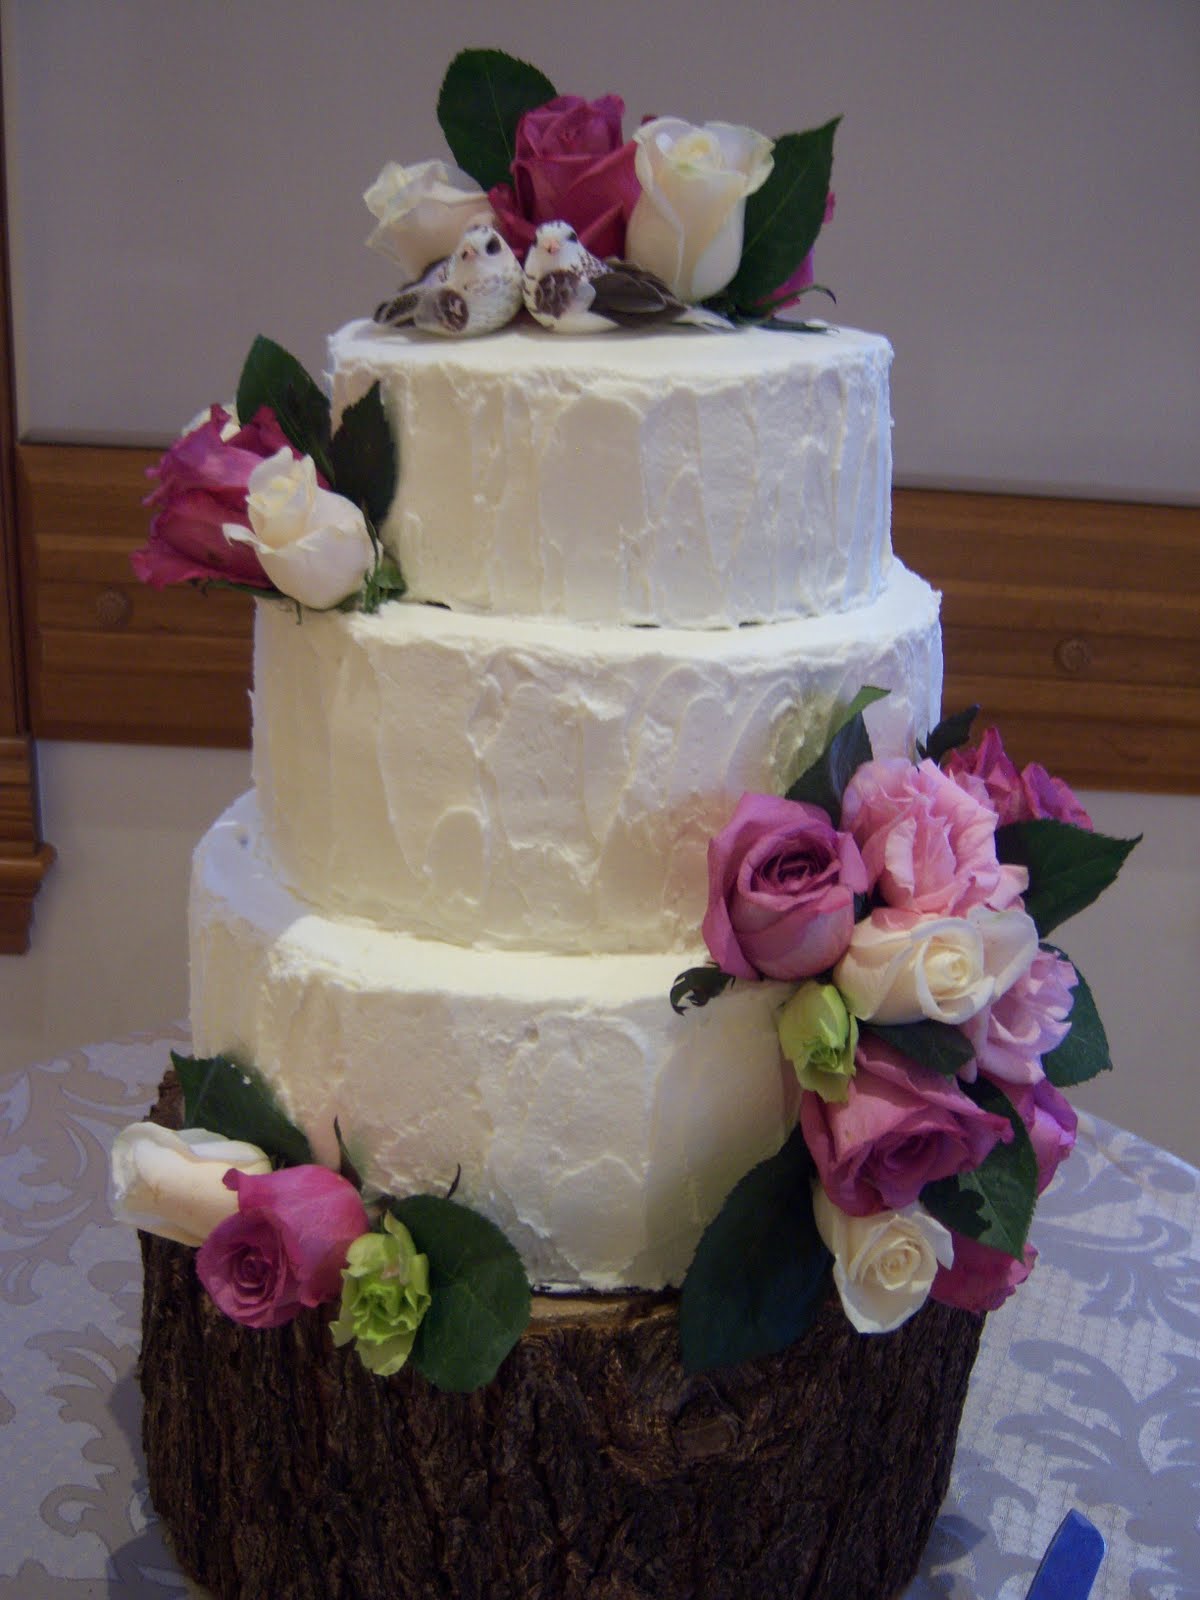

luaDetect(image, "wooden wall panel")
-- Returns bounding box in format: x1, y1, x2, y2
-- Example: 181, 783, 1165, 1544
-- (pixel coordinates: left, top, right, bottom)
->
14, 441, 1200, 792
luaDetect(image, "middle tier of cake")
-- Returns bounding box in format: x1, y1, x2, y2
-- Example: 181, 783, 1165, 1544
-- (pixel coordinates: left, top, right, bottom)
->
253, 561, 942, 955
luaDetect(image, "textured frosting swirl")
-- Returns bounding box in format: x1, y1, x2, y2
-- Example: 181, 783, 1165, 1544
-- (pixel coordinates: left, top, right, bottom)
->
329, 321, 894, 628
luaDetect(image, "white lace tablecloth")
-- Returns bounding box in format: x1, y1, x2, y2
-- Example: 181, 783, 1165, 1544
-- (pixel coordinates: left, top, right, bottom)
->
2, 1030, 1197, 1599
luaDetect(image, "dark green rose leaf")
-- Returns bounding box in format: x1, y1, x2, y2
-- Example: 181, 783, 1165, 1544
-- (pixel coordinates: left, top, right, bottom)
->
330, 381, 396, 529
919, 704, 981, 765
996, 820, 1140, 937
670, 963, 735, 1015
862, 1019, 976, 1078
785, 685, 889, 819
920, 1077, 1037, 1260
718, 120, 840, 315
437, 49, 557, 192
172, 1050, 312, 1168
390, 1193, 531, 1392
359, 550, 407, 615
1040, 951, 1112, 1087
236, 336, 332, 477
680, 1129, 831, 1373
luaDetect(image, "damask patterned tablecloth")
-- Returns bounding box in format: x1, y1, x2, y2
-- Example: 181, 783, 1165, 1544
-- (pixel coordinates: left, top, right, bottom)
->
1, 1030, 1197, 1599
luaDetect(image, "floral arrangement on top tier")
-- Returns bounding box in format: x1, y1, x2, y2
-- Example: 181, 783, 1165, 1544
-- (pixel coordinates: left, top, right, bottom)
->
671, 690, 1139, 1373
365, 48, 838, 337
110, 1054, 531, 1392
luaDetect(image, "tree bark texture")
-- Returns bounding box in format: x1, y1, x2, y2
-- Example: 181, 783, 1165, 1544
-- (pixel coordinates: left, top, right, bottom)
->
140, 1076, 983, 1600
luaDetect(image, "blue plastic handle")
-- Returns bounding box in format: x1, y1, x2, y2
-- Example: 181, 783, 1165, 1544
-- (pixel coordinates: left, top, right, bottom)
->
1024, 1510, 1106, 1600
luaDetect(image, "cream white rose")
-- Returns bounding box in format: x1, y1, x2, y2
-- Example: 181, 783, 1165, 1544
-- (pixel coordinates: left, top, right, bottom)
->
364, 159, 495, 281
625, 118, 774, 303
110, 1122, 272, 1246
834, 905, 1039, 1026
813, 1185, 953, 1334
224, 449, 376, 609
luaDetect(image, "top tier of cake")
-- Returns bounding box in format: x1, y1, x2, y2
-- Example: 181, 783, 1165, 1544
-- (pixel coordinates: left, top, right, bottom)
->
329, 321, 893, 629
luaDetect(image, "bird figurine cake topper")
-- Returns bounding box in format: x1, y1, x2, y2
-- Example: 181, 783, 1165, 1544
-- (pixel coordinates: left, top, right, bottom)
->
374, 223, 523, 338
521, 222, 732, 334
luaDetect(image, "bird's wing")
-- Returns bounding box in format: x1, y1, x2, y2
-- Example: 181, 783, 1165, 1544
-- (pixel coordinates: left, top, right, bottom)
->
587, 265, 687, 327
533, 269, 593, 322
374, 254, 451, 326
432, 287, 469, 334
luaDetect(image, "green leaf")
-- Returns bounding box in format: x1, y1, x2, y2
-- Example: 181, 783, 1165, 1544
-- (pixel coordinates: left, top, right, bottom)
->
862, 1019, 976, 1078
919, 704, 980, 765
679, 1129, 831, 1373
996, 819, 1140, 937
389, 1194, 531, 1392
236, 336, 332, 478
1040, 952, 1112, 1087
670, 963, 735, 1015
784, 685, 890, 819
920, 1078, 1037, 1260
359, 550, 407, 615
172, 1051, 312, 1168
436, 49, 557, 192
719, 120, 840, 314
329, 382, 397, 529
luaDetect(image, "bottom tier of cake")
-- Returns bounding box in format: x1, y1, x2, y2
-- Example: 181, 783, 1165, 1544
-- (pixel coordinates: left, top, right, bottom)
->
190, 794, 798, 1291
141, 1072, 983, 1600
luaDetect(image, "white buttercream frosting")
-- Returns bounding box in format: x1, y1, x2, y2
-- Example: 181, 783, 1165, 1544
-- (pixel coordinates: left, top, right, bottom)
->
191, 797, 799, 1291
329, 320, 894, 628
253, 567, 941, 953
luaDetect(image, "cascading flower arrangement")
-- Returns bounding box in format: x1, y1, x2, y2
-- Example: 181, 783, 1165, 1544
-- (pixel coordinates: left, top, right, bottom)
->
111, 1053, 531, 1391
131, 336, 403, 610
365, 47, 838, 331
671, 690, 1138, 1372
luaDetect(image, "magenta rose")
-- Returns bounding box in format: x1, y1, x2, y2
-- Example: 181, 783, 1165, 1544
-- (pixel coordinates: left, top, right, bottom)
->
701, 792, 868, 981
931, 1233, 1036, 1313
132, 405, 302, 590
961, 948, 1077, 1085
196, 1164, 369, 1329
757, 191, 836, 312
995, 1076, 1078, 1194
799, 1036, 1013, 1216
841, 756, 1028, 917
488, 94, 640, 261
945, 727, 1093, 831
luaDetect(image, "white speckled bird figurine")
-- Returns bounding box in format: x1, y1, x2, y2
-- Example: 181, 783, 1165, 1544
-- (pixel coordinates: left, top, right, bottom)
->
374, 223, 524, 338
522, 221, 732, 334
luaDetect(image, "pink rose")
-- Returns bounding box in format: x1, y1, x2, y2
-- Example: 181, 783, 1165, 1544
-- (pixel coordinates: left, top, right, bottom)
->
196, 1164, 369, 1330
701, 792, 868, 981
488, 95, 640, 261
945, 727, 1093, 831
996, 1076, 1078, 1194
133, 405, 304, 590
799, 1036, 1013, 1216
841, 756, 1028, 917
961, 948, 1077, 1085
931, 1232, 1036, 1313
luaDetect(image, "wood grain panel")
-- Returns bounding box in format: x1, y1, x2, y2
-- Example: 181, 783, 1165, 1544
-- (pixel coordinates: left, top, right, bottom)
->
14, 441, 1200, 791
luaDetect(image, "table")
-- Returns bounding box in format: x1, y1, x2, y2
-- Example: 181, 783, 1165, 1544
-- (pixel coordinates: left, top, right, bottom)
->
2, 1030, 1197, 1598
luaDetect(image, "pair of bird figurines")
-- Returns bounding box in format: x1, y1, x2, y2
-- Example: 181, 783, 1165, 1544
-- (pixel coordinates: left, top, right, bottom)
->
374, 220, 729, 338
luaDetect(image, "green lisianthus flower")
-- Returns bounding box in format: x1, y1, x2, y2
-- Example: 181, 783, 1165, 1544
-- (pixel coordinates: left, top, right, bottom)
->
330, 1211, 431, 1376
777, 981, 858, 1102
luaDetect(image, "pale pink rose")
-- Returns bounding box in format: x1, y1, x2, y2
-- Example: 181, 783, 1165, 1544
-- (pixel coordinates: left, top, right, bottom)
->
945, 727, 1093, 831
799, 1036, 1013, 1217
931, 1233, 1036, 1313
997, 1076, 1078, 1194
701, 792, 868, 981
841, 757, 1028, 916
196, 1165, 369, 1330
488, 95, 640, 261
961, 949, 1077, 1085
133, 405, 321, 591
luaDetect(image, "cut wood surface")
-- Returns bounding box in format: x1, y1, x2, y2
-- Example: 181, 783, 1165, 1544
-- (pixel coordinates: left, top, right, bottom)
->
141, 1072, 983, 1600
